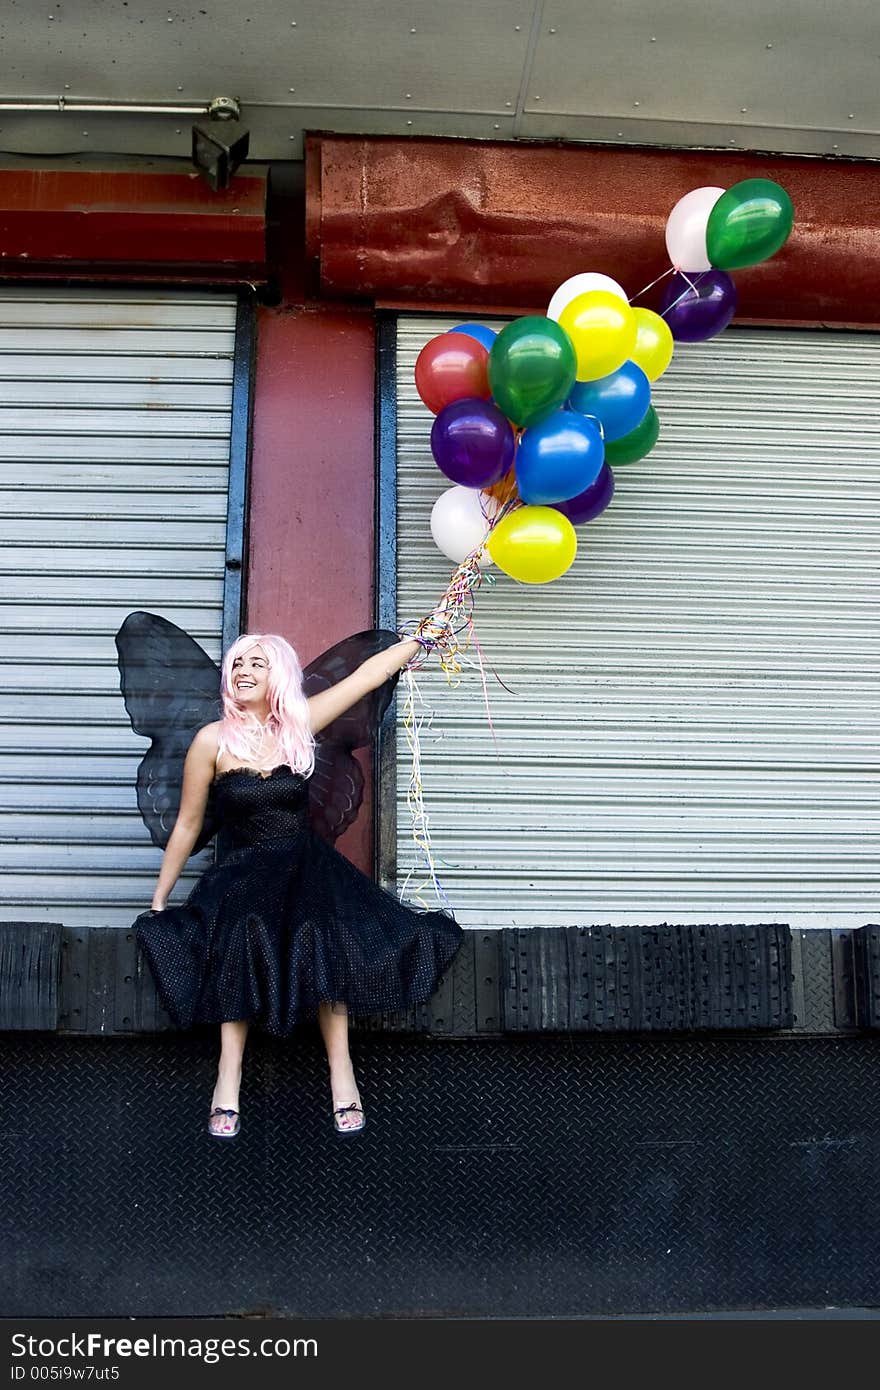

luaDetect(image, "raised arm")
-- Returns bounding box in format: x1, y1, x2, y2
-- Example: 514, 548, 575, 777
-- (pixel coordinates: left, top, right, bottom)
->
307, 638, 421, 736
148, 722, 218, 909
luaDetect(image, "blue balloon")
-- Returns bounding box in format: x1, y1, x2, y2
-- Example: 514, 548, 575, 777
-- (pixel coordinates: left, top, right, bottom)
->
448, 323, 497, 352
568, 361, 651, 443
516, 410, 604, 506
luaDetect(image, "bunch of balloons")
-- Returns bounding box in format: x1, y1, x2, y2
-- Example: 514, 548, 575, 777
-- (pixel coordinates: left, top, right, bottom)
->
415, 176, 793, 586
416, 287, 669, 585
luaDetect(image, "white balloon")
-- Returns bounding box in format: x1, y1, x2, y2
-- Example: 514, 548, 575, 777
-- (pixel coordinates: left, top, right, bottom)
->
430, 486, 499, 566
547, 272, 628, 322
664, 186, 725, 272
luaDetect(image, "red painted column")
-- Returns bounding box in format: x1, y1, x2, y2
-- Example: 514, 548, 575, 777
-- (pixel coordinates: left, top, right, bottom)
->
247, 304, 377, 872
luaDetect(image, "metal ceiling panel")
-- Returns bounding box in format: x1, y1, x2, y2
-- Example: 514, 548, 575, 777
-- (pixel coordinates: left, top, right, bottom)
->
0, 0, 877, 161
1, 0, 531, 108
529, 0, 878, 146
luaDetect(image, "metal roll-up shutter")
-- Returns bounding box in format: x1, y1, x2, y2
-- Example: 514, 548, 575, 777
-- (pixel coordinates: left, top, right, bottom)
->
0, 287, 238, 929
395, 317, 880, 930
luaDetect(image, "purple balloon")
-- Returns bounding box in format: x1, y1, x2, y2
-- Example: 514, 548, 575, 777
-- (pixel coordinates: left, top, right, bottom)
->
551, 463, 615, 525
658, 270, 738, 342
430, 397, 516, 488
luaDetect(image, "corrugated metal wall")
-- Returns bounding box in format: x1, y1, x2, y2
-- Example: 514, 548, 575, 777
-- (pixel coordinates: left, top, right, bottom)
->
0, 288, 237, 929
395, 318, 880, 929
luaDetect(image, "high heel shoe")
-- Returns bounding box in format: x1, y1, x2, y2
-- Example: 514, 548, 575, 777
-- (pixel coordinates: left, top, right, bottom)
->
207, 1106, 240, 1140
332, 1100, 366, 1139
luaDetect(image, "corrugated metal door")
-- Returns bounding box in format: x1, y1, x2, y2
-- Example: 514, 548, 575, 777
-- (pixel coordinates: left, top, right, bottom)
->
0, 287, 238, 929
395, 318, 880, 929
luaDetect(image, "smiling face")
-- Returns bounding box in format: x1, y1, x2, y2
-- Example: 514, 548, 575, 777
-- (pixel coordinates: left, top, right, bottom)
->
230, 644, 271, 712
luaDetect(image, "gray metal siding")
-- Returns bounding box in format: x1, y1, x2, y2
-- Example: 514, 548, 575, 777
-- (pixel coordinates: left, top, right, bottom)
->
0, 288, 237, 929
395, 318, 880, 929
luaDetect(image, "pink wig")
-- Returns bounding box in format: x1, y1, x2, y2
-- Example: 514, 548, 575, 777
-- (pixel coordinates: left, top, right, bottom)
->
218, 633, 315, 777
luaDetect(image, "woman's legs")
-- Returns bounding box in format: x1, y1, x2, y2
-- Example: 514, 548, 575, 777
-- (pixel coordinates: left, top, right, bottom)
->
317, 1003, 364, 1132
209, 1020, 249, 1135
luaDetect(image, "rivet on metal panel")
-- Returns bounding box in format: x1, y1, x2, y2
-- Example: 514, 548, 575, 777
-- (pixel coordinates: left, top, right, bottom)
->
848, 113, 855, 119
633, 101, 640, 107
741, 107, 748, 113
549, 27, 556, 33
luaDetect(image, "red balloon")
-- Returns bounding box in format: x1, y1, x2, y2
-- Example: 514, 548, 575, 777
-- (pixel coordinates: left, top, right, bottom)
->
415, 334, 491, 414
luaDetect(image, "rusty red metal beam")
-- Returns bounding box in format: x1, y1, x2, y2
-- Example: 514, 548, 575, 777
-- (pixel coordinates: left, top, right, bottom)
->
0, 167, 267, 282
247, 304, 377, 872
305, 136, 880, 327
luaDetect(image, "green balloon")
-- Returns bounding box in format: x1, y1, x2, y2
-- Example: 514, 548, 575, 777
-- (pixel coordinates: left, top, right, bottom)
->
488, 316, 577, 429
705, 178, 794, 270
604, 405, 660, 466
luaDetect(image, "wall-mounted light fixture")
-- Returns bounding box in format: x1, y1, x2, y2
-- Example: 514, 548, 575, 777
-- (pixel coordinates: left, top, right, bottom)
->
191, 96, 250, 191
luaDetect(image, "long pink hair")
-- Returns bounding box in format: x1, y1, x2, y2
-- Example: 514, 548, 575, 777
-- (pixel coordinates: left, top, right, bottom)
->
217, 633, 315, 777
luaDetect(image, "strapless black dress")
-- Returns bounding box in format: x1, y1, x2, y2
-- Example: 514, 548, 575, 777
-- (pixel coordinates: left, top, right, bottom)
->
133, 765, 463, 1034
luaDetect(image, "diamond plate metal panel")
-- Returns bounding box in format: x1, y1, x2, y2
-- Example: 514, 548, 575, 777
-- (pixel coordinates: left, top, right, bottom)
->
3, 1032, 880, 1317
793, 930, 838, 1033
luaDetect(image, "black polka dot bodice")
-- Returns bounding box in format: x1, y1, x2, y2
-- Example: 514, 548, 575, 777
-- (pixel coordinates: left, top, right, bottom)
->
211, 764, 310, 850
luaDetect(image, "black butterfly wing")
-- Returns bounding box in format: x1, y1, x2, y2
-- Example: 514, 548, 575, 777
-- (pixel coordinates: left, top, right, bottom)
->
115, 610, 222, 852
302, 629, 402, 844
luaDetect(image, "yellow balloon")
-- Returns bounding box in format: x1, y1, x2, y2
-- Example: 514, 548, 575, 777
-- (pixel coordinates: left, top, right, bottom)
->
487, 505, 577, 584
557, 290, 637, 382
631, 308, 674, 382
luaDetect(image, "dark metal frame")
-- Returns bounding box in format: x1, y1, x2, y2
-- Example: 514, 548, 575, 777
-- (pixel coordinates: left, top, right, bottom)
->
224, 293, 257, 647
373, 312, 399, 891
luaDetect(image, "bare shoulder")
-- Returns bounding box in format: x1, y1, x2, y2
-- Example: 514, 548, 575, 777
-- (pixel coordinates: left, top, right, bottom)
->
191, 721, 222, 754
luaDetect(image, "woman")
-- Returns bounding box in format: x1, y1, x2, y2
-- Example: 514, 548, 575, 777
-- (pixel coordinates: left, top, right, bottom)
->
134, 628, 462, 1140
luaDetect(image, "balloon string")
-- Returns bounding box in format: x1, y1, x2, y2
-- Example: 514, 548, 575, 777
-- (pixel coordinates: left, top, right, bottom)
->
397, 503, 521, 909
398, 665, 453, 913
627, 264, 678, 303
627, 263, 709, 318
659, 269, 708, 319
